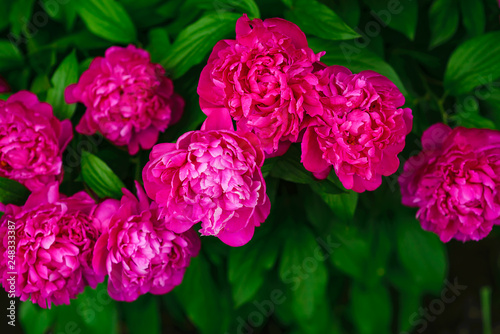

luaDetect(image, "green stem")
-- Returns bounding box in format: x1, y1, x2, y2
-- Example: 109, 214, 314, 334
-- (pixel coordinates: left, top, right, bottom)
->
481, 286, 492, 334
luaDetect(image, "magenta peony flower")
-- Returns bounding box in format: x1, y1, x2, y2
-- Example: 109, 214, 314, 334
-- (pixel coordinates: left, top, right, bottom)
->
198, 14, 324, 157
65, 45, 184, 155
92, 182, 200, 302
0, 91, 73, 192
399, 124, 500, 242
142, 113, 270, 247
301, 65, 412, 192
0, 183, 109, 308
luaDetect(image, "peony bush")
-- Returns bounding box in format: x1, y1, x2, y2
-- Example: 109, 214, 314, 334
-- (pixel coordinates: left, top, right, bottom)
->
0, 1, 499, 334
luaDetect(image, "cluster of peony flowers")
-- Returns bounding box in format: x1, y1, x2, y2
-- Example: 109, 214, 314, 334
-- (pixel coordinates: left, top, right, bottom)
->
399, 124, 500, 242
198, 14, 413, 192
0, 46, 197, 307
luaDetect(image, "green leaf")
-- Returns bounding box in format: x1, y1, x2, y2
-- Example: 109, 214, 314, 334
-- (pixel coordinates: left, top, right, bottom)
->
330, 225, 371, 280
175, 254, 231, 334
75, 0, 137, 43
459, 0, 485, 37
363, 0, 418, 40
80, 151, 125, 199
308, 38, 408, 96
0, 40, 23, 71
191, 0, 260, 19
229, 236, 279, 307
398, 289, 422, 333
147, 28, 171, 64
428, 0, 459, 49
122, 295, 160, 334
330, 0, 361, 28
19, 302, 55, 334
46, 50, 78, 120
444, 31, 500, 96
312, 189, 358, 222
161, 12, 240, 79
350, 282, 392, 334
285, 0, 359, 40
279, 224, 328, 321
0, 176, 30, 206
396, 216, 447, 293
9, 0, 35, 36
450, 95, 496, 130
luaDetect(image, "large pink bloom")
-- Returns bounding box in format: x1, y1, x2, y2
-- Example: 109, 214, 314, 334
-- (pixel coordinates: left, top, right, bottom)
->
0, 183, 109, 308
142, 113, 270, 247
92, 182, 200, 302
65, 45, 184, 155
301, 66, 412, 192
399, 124, 500, 242
0, 91, 73, 192
198, 14, 324, 157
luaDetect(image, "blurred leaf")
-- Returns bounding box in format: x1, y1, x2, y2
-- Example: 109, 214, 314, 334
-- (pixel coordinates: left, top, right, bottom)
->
279, 223, 328, 321
350, 282, 392, 334
0, 1, 11, 31
0, 176, 30, 206
398, 289, 421, 333
330, 225, 370, 280
363, 0, 418, 40
147, 28, 171, 64
308, 38, 408, 96
0, 40, 23, 71
312, 190, 358, 221
429, 0, 458, 49
19, 302, 55, 334
80, 151, 125, 199
285, 0, 359, 40
72, 283, 119, 334
30, 74, 51, 96
9, 0, 35, 36
450, 95, 496, 129
192, 0, 260, 18
229, 236, 279, 307
46, 50, 78, 120
161, 12, 240, 79
330, 0, 360, 28
75, 0, 137, 43
122, 296, 160, 334
396, 218, 447, 293
459, 0, 485, 37
444, 31, 500, 96
175, 253, 231, 334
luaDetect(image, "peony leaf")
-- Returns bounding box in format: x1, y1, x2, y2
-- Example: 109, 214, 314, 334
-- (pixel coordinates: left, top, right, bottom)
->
19, 302, 55, 334
122, 295, 160, 334
350, 282, 392, 334
363, 0, 418, 41
285, 0, 360, 41
279, 223, 328, 321
80, 151, 125, 199
0, 176, 30, 206
160, 12, 241, 79
428, 0, 459, 49
75, 0, 137, 43
175, 253, 231, 334
228, 234, 279, 307
444, 31, 500, 96
0, 40, 23, 71
396, 213, 447, 293
46, 50, 78, 120
459, 0, 485, 37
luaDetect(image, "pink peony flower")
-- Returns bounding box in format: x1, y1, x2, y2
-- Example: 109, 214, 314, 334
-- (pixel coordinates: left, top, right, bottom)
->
0, 91, 73, 192
0, 183, 109, 308
198, 14, 324, 157
399, 124, 500, 242
92, 182, 200, 302
142, 113, 270, 247
301, 65, 412, 192
65, 45, 184, 155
